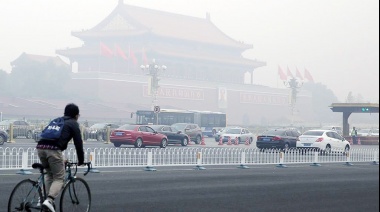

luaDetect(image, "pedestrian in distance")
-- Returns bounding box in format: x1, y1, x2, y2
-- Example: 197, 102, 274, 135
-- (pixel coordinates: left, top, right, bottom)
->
351, 127, 358, 144
36, 103, 85, 212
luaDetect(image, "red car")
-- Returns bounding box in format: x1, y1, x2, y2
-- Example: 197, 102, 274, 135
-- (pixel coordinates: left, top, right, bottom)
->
110, 124, 168, 148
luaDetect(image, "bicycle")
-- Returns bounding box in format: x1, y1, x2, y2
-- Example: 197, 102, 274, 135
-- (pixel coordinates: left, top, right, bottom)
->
8, 161, 93, 212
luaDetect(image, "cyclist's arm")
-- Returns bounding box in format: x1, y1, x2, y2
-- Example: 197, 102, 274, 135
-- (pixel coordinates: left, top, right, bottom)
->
72, 122, 85, 165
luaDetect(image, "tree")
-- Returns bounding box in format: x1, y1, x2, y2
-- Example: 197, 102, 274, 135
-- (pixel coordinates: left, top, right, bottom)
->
0, 69, 10, 95
9, 60, 71, 98
346, 92, 354, 103
302, 82, 340, 123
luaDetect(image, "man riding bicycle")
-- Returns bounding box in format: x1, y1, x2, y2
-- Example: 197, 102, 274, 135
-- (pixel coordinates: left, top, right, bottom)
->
36, 103, 84, 212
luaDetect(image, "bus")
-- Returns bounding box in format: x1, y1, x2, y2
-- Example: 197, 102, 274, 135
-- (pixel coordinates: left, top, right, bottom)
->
135, 109, 227, 137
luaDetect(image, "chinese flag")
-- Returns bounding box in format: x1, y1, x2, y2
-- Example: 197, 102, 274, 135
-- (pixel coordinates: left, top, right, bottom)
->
304, 68, 314, 82
278, 66, 287, 81
129, 47, 138, 65
296, 67, 303, 80
115, 45, 128, 60
287, 66, 294, 78
100, 42, 113, 57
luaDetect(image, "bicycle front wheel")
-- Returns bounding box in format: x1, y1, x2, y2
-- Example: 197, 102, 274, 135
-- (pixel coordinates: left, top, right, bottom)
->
8, 179, 43, 212
60, 177, 91, 212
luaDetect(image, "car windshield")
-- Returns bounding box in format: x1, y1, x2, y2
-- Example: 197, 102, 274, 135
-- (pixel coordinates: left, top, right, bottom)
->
263, 130, 285, 136
150, 125, 162, 131
171, 123, 187, 131
117, 124, 136, 130
303, 131, 324, 136
0, 120, 14, 125
90, 123, 107, 128
225, 128, 241, 134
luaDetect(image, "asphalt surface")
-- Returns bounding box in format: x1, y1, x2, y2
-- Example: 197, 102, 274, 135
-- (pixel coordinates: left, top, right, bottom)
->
1, 163, 378, 212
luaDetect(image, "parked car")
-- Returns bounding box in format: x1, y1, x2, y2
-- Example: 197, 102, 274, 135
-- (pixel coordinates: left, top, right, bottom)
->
321, 126, 343, 136
171, 123, 203, 144
217, 127, 253, 144
0, 120, 35, 139
110, 124, 168, 148
297, 129, 350, 154
84, 123, 120, 141
256, 128, 301, 151
0, 129, 8, 145
214, 126, 241, 141
371, 129, 379, 136
357, 128, 372, 136
150, 125, 190, 146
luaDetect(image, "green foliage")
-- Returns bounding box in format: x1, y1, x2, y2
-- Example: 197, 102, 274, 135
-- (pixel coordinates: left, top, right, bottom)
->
0, 69, 10, 95
302, 82, 340, 123
8, 60, 71, 98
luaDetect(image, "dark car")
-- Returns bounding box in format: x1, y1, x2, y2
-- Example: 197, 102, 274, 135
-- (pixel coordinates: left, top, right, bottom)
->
110, 124, 168, 148
171, 123, 203, 144
256, 128, 301, 151
0, 120, 35, 139
84, 123, 120, 141
0, 129, 8, 145
150, 125, 190, 146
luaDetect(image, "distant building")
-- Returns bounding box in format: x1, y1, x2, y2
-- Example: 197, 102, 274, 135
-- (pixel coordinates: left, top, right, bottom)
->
11, 52, 70, 69
3, 1, 313, 126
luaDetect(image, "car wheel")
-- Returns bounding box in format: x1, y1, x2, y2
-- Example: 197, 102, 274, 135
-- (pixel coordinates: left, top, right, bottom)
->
343, 145, 350, 155
134, 138, 143, 148
283, 143, 290, 151
0, 134, 5, 145
321, 145, 331, 155
160, 138, 168, 148
96, 133, 103, 142
26, 131, 33, 139
113, 143, 121, 147
181, 137, 189, 146
195, 135, 201, 144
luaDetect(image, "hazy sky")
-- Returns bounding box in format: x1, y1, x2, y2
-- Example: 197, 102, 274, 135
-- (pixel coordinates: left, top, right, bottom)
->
1, 0, 379, 103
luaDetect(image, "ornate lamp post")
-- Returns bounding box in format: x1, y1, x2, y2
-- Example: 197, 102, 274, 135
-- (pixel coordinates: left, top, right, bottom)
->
284, 77, 303, 125
140, 59, 167, 110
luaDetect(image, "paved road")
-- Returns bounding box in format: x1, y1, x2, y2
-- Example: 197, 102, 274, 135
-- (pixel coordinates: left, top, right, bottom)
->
1, 163, 378, 212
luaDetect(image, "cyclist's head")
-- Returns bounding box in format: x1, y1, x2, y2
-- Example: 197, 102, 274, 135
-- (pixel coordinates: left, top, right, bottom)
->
64, 103, 80, 119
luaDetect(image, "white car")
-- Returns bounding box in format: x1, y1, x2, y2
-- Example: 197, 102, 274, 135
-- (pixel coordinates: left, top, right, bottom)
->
371, 129, 379, 136
357, 129, 372, 136
218, 127, 253, 144
297, 129, 350, 154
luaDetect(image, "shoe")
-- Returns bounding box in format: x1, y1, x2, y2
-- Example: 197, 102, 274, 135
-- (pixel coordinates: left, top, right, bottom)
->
42, 199, 56, 212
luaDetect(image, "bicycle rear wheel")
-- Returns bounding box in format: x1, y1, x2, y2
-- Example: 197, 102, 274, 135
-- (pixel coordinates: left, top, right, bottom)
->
8, 179, 43, 212
60, 177, 91, 212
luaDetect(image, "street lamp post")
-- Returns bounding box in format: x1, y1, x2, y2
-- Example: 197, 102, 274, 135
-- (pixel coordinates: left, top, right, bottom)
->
140, 59, 167, 110
284, 77, 303, 125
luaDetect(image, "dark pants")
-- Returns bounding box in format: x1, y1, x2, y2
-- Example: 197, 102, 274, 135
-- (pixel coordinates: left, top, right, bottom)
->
352, 136, 357, 144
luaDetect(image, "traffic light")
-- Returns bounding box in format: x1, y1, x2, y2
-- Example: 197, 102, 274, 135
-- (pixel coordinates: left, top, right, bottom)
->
361, 107, 369, 112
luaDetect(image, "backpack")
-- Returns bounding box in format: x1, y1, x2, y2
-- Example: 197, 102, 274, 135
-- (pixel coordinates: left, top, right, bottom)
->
40, 117, 65, 140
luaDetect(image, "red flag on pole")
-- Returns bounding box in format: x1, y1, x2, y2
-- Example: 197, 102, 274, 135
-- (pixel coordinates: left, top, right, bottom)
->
129, 47, 138, 65
304, 68, 314, 82
278, 66, 287, 81
100, 42, 113, 57
287, 66, 294, 78
142, 47, 148, 64
296, 67, 303, 80
115, 45, 128, 60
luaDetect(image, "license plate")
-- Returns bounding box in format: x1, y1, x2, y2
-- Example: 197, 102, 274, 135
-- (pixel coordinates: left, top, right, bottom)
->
263, 138, 271, 141
115, 132, 123, 136
303, 143, 311, 146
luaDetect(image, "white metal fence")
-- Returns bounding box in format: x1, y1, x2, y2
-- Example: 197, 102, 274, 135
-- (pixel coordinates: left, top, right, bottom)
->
0, 147, 378, 170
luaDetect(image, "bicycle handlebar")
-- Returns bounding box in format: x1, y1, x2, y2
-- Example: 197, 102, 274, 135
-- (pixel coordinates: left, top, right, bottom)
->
65, 161, 92, 176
